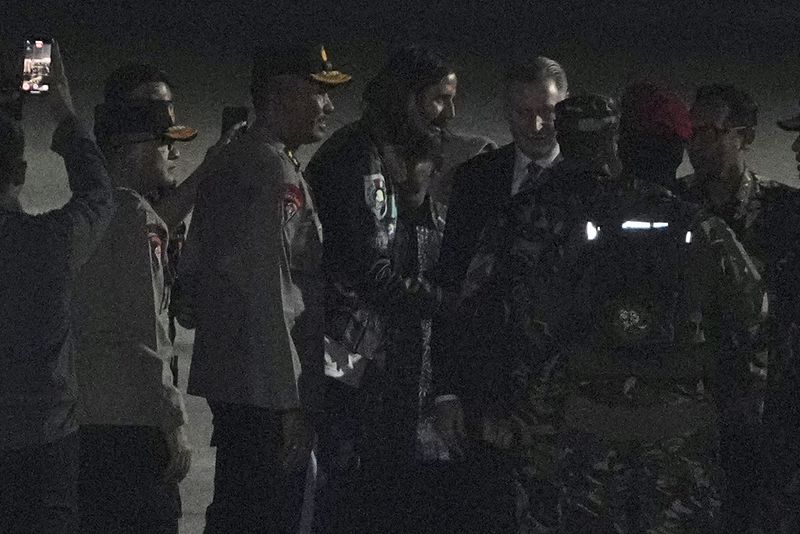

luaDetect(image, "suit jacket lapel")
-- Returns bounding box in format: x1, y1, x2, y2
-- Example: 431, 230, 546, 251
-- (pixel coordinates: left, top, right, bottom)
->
496, 142, 517, 201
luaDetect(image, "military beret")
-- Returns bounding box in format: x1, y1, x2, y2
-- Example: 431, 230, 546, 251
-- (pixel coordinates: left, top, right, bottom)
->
621, 83, 692, 142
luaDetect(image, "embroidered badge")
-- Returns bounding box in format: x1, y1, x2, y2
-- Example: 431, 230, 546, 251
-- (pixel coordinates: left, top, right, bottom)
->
284, 184, 304, 221
364, 173, 388, 220
146, 224, 167, 271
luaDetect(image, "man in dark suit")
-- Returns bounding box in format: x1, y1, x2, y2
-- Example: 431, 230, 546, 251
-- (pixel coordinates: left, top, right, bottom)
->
432, 55, 569, 455
427, 56, 568, 533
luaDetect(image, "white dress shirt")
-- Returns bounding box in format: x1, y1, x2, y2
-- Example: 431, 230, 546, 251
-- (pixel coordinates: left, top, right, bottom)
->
510, 143, 561, 196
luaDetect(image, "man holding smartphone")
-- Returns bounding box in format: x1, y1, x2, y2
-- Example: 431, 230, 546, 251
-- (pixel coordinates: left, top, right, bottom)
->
0, 40, 114, 533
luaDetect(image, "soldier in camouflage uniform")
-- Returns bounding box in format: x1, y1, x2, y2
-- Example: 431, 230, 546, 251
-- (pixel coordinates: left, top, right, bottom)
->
679, 85, 800, 533
454, 94, 767, 533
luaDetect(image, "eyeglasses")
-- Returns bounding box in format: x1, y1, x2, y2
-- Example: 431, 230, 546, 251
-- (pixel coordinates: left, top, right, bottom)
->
691, 124, 748, 140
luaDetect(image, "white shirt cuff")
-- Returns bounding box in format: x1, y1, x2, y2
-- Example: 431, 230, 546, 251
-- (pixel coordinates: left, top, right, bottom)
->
434, 394, 459, 404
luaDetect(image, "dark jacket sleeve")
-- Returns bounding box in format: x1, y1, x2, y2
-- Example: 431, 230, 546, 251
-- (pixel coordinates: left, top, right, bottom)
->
693, 215, 768, 530
45, 116, 115, 272
430, 159, 488, 397
308, 131, 444, 319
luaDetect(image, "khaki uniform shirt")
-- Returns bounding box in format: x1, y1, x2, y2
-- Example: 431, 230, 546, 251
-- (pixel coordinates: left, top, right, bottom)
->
182, 126, 324, 410
73, 188, 187, 430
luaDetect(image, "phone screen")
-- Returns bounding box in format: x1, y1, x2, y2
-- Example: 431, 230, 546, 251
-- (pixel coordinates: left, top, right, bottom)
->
21, 39, 52, 94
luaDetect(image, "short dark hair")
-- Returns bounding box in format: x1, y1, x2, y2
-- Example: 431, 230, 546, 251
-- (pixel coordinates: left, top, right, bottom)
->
504, 56, 568, 95
362, 43, 454, 137
104, 63, 172, 103
693, 84, 758, 129
0, 113, 25, 184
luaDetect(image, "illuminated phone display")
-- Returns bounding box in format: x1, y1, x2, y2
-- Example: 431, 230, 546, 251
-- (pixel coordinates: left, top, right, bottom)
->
21, 39, 52, 94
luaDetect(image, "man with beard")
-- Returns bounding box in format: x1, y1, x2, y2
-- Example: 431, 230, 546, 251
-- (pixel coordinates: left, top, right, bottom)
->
304, 43, 454, 533
176, 45, 350, 533
73, 63, 200, 534
680, 85, 800, 532
448, 93, 766, 533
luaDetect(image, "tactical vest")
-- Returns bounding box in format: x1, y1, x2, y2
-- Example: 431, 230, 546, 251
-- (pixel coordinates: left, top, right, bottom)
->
527, 191, 722, 442
551, 193, 712, 384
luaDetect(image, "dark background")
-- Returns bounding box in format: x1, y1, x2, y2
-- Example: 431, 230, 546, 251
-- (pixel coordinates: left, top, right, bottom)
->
4, 0, 800, 212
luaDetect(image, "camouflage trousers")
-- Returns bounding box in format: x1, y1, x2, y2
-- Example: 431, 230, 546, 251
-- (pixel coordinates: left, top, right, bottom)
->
517, 428, 723, 534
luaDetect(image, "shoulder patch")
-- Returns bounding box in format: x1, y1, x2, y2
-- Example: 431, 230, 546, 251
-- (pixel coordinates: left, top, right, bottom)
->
364, 173, 388, 220
146, 223, 167, 272
284, 184, 304, 221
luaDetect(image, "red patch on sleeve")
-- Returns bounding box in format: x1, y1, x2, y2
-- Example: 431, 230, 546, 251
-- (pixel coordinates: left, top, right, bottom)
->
284, 184, 304, 219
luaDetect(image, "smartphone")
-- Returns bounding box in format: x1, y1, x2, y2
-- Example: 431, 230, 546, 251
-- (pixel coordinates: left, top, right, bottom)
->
21, 38, 52, 95
221, 106, 249, 135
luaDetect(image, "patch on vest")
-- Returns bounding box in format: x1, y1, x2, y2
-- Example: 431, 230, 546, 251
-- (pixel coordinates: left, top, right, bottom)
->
284, 184, 304, 221
364, 173, 388, 220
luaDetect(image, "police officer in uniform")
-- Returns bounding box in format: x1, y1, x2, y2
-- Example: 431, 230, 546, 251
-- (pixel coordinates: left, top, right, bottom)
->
176, 44, 350, 533
448, 94, 767, 533
74, 70, 199, 533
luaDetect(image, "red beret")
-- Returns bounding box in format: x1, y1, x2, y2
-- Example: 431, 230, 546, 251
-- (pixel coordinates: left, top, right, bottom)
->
622, 84, 693, 143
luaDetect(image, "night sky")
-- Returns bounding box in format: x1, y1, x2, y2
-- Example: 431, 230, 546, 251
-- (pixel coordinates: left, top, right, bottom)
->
4, 0, 800, 212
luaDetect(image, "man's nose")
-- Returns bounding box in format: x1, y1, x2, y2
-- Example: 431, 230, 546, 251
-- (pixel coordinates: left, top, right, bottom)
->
533, 115, 544, 132
322, 93, 334, 114
442, 100, 455, 120
168, 144, 180, 160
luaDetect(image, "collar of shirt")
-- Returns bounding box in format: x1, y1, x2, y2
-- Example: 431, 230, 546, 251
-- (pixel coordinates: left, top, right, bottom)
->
511, 143, 561, 195
249, 124, 290, 157
247, 124, 305, 171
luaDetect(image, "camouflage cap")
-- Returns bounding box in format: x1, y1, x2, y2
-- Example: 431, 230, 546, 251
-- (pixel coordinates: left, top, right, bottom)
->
778, 100, 800, 131
556, 94, 620, 134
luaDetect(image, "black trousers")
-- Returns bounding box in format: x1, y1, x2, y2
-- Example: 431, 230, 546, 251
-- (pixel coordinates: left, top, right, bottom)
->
78, 425, 181, 534
414, 444, 520, 534
316, 371, 459, 534
204, 401, 307, 534
0, 431, 79, 534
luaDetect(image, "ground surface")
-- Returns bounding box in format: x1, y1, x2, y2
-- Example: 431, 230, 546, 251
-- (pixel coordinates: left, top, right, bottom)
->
174, 335, 214, 534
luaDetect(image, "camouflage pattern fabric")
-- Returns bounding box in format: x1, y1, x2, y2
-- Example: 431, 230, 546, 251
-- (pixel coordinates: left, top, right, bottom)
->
459, 171, 767, 533
681, 170, 800, 530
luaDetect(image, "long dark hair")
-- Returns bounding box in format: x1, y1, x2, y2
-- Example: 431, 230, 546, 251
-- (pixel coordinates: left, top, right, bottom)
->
362, 43, 453, 143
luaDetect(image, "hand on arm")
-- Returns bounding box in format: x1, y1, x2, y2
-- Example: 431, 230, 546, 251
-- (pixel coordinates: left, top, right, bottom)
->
433, 396, 467, 461
162, 424, 193, 483
280, 409, 315, 472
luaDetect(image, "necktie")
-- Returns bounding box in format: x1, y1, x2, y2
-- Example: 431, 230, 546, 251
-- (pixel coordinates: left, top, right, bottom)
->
519, 161, 544, 193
